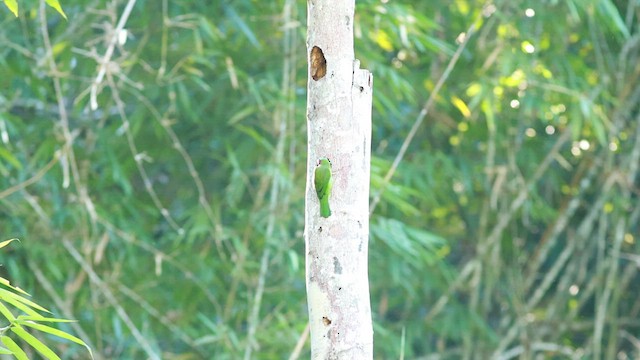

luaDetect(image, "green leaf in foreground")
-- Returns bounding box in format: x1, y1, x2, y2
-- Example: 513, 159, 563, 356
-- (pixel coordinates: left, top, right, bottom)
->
0, 277, 30, 297
1, 336, 28, 360
20, 321, 93, 358
0, 242, 93, 359
0, 288, 51, 317
45, 0, 67, 19
3, 0, 18, 17
0, 238, 19, 249
11, 325, 60, 360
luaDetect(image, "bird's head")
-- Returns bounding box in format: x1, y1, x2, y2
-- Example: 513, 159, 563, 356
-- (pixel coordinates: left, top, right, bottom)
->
316, 157, 331, 167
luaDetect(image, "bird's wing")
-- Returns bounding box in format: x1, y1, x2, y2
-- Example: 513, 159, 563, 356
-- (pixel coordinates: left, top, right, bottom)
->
315, 169, 328, 198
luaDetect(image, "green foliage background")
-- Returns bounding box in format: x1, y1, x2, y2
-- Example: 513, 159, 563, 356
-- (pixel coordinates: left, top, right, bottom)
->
1, 0, 640, 358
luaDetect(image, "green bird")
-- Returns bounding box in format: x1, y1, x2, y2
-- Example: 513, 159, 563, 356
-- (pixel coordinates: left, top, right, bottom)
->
314, 157, 333, 218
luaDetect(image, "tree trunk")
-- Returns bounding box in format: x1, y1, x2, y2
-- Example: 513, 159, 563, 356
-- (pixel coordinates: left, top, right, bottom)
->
305, 0, 374, 359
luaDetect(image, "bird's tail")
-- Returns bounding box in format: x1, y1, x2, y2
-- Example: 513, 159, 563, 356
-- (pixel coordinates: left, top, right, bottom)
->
320, 199, 331, 218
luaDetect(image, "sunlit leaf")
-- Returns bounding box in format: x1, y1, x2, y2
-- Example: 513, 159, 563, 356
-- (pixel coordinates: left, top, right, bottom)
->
20, 322, 93, 359
44, 0, 67, 19
0, 301, 17, 323
1, 336, 28, 360
374, 30, 394, 51
3, 0, 18, 17
0, 278, 30, 297
0, 238, 19, 249
0, 288, 50, 315
451, 96, 471, 118
11, 326, 60, 360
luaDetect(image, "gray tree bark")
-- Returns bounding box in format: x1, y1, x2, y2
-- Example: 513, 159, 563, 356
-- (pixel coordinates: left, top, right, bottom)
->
305, 0, 374, 359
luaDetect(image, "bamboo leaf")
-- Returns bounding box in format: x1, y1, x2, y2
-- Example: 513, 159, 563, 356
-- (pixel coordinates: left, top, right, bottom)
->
1, 336, 28, 360
0, 301, 16, 323
0, 279, 31, 300
11, 326, 60, 360
0, 288, 50, 315
20, 322, 93, 359
3, 0, 18, 17
44, 0, 67, 20
0, 238, 19, 249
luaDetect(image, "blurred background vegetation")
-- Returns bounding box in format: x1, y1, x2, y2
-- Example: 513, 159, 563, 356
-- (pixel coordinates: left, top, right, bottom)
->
1, 0, 639, 358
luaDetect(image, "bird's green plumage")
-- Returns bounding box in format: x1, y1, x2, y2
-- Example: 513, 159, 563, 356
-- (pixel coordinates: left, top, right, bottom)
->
314, 158, 333, 218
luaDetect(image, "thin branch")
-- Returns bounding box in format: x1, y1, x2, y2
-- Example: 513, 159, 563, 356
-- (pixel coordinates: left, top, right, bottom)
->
0, 151, 60, 200
39, 0, 97, 223
124, 87, 228, 257
369, 22, 477, 215
62, 239, 160, 360
243, 0, 296, 356
593, 219, 625, 358
27, 260, 98, 360
243, 247, 271, 360
89, 0, 137, 110
117, 284, 205, 356
105, 72, 183, 233
288, 324, 310, 360
497, 342, 581, 360
96, 217, 223, 313
492, 169, 621, 357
